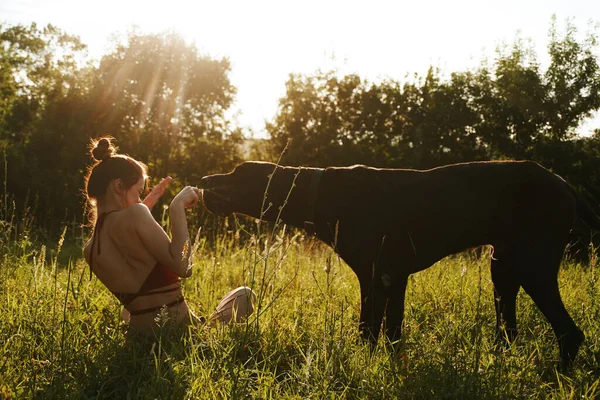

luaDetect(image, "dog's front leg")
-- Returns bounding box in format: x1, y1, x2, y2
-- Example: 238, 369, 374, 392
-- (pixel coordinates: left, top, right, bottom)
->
358, 271, 387, 346
384, 275, 408, 346
376, 234, 410, 348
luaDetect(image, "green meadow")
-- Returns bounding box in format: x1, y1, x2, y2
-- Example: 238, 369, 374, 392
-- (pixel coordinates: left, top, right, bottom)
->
2, 206, 600, 399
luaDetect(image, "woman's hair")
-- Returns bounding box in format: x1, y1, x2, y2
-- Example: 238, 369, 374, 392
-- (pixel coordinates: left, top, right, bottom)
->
84, 136, 148, 221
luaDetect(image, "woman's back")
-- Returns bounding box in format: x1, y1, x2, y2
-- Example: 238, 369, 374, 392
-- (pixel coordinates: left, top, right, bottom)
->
83, 206, 190, 331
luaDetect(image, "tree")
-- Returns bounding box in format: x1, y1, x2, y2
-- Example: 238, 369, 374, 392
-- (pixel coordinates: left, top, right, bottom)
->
87, 29, 243, 186
0, 24, 245, 231
544, 17, 600, 140
267, 68, 489, 168
267, 18, 600, 171
0, 23, 92, 229
268, 72, 415, 167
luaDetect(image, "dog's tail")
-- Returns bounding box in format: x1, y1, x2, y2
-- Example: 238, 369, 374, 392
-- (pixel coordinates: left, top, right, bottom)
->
567, 183, 600, 231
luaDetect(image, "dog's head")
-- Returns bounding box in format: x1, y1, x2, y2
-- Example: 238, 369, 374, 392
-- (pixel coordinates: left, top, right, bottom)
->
200, 161, 300, 221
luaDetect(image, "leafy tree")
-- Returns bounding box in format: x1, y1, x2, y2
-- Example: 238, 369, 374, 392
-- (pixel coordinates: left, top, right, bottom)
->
267, 18, 600, 171
468, 39, 547, 159
0, 23, 91, 230
1, 25, 244, 231
544, 17, 600, 140
86, 30, 243, 186
268, 72, 413, 167
394, 68, 487, 168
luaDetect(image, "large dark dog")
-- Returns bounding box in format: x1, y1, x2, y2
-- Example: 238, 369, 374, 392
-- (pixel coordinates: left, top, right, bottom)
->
200, 160, 600, 371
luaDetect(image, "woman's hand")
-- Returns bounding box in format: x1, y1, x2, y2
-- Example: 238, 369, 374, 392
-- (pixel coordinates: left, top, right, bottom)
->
172, 186, 201, 209
142, 176, 172, 210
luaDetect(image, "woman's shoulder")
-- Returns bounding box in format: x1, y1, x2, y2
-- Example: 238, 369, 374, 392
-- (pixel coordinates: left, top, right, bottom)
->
126, 203, 153, 218
109, 204, 153, 233
111, 203, 153, 221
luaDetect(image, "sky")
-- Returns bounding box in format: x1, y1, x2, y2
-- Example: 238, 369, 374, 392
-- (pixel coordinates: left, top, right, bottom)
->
1, 0, 599, 137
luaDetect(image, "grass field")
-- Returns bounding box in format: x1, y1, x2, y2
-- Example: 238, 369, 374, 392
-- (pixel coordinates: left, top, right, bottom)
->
2, 210, 600, 399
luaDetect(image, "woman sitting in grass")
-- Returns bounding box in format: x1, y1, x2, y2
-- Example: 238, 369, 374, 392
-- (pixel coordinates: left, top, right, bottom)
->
83, 136, 255, 334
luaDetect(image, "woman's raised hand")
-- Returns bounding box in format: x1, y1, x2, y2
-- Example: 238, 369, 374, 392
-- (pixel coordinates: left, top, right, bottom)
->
172, 186, 201, 209
142, 176, 173, 210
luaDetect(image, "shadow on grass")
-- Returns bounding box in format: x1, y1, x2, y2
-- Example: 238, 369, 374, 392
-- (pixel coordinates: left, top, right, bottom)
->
33, 324, 193, 399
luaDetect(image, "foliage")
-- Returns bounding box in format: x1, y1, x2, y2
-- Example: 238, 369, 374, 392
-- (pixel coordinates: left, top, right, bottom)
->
0, 23, 91, 228
86, 29, 243, 185
0, 24, 243, 231
268, 19, 600, 172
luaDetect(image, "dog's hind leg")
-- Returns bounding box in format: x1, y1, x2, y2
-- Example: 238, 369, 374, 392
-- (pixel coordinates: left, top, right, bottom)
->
490, 250, 520, 345
518, 248, 584, 372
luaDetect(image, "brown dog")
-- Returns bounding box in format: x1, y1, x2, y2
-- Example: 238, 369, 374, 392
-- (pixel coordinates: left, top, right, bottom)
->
200, 160, 600, 371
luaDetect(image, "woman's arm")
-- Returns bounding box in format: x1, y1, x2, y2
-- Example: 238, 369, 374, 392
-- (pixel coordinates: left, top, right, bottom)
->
142, 176, 172, 210
168, 197, 193, 277
131, 186, 200, 277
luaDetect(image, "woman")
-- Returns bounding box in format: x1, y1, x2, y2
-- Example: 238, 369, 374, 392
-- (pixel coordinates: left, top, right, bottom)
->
83, 137, 255, 334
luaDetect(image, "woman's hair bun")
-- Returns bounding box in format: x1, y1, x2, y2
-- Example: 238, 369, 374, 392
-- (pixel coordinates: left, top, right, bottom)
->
91, 137, 115, 161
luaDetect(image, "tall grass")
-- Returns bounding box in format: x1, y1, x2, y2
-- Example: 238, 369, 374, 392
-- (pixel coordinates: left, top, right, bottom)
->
2, 189, 600, 398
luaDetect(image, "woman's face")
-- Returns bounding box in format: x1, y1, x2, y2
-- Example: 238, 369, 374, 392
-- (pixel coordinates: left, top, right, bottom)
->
124, 177, 146, 208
